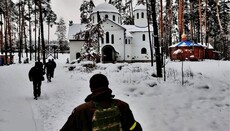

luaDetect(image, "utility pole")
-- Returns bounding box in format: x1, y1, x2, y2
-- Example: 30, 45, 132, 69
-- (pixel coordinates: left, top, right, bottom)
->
150, 0, 162, 77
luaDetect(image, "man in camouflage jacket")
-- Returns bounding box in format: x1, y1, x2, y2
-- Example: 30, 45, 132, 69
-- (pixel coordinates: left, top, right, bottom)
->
60, 74, 142, 131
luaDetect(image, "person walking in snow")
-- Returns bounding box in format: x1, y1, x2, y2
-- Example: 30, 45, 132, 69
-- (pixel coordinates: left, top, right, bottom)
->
28, 61, 45, 100
60, 73, 142, 131
50, 59, 56, 78
44, 59, 53, 82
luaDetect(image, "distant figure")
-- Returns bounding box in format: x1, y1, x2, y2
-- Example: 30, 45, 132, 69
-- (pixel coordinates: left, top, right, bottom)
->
28, 61, 45, 100
60, 73, 142, 131
51, 59, 56, 78
44, 59, 54, 82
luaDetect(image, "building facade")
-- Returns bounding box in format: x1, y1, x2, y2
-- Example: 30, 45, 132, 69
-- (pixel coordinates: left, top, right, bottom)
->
68, 2, 155, 63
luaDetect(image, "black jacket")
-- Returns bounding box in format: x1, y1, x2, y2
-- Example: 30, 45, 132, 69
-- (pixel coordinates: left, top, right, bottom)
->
60, 88, 142, 131
29, 65, 44, 82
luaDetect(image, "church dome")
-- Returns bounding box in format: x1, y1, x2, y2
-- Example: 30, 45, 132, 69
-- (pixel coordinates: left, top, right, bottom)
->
92, 3, 119, 13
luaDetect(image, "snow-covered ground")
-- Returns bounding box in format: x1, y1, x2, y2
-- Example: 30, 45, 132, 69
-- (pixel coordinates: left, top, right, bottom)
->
0, 54, 229, 131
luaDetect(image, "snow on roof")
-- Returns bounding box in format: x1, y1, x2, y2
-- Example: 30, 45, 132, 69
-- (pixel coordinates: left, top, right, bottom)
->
169, 41, 204, 48
125, 31, 133, 38
198, 43, 214, 49
173, 49, 183, 54
68, 24, 87, 40
92, 3, 119, 13
123, 25, 153, 32
123, 25, 153, 38
134, 4, 146, 10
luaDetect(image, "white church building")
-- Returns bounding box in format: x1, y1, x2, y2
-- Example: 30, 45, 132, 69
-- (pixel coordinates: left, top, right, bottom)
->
68, 2, 155, 63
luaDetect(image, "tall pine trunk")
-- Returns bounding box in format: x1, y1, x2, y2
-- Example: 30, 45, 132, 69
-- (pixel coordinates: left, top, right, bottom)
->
38, 0, 46, 64
0, 12, 3, 54
4, 0, 9, 64
198, 0, 203, 44
34, 2, 37, 61
150, 0, 162, 77
178, 0, 184, 41
189, 1, 194, 41
28, 0, 33, 60
146, 0, 153, 66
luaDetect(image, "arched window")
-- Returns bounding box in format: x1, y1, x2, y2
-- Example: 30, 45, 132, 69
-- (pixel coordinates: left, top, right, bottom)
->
142, 34, 146, 41
137, 13, 139, 19
141, 12, 144, 18
106, 32, 110, 43
98, 15, 101, 22
76, 52, 81, 59
141, 48, 147, 54
113, 15, 116, 21
105, 14, 108, 19
111, 34, 114, 44
101, 37, 104, 44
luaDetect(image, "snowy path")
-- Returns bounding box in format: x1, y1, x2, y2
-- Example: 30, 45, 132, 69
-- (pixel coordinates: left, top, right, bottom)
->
0, 63, 43, 131
0, 55, 229, 131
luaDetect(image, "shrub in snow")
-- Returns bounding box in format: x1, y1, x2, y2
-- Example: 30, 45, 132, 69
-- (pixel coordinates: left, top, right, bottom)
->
147, 82, 157, 87
197, 85, 210, 90
184, 67, 194, 78
166, 68, 179, 80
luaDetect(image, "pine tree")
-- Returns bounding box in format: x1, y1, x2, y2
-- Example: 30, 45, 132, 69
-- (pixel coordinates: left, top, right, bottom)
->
55, 17, 67, 52
74, 21, 104, 63
80, 0, 95, 24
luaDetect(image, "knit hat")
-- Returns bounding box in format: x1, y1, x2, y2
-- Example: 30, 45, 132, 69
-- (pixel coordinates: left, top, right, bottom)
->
85, 74, 114, 102
90, 74, 109, 91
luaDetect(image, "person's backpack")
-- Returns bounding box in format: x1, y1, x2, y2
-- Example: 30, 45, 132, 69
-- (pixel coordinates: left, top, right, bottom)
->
92, 102, 122, 131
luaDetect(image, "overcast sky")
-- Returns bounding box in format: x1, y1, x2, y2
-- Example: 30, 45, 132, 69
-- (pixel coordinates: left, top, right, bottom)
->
51, 0, 105, 23
11, 0, 139, 40
50, 0, 105, 40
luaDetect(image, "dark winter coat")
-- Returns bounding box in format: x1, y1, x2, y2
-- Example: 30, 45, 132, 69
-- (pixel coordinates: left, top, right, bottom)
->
60, 88, 142, 131
44, 61, 54, 73
29, 63, 44, 82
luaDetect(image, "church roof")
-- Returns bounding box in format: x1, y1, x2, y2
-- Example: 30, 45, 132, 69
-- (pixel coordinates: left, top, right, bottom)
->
134, 4, 146, 10
198, 43, 214, 49
169, 41, 204, 48
123, 25, 153, 32
68, 24, 87, 40
92, 3, 119, 13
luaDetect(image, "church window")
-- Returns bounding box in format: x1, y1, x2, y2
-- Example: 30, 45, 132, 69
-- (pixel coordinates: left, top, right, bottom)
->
142, 34, 146, 41
137, 13, 139, 19
141, 12, 144, 18
113, 15, 116, 21
106, 32, 110, 43
111, 34, 114, 44
101, 37, 104, 44
92, 16, 94, 23
141, 48, 147, 54
105, 14, 108, 19
125, 39, 127, 44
